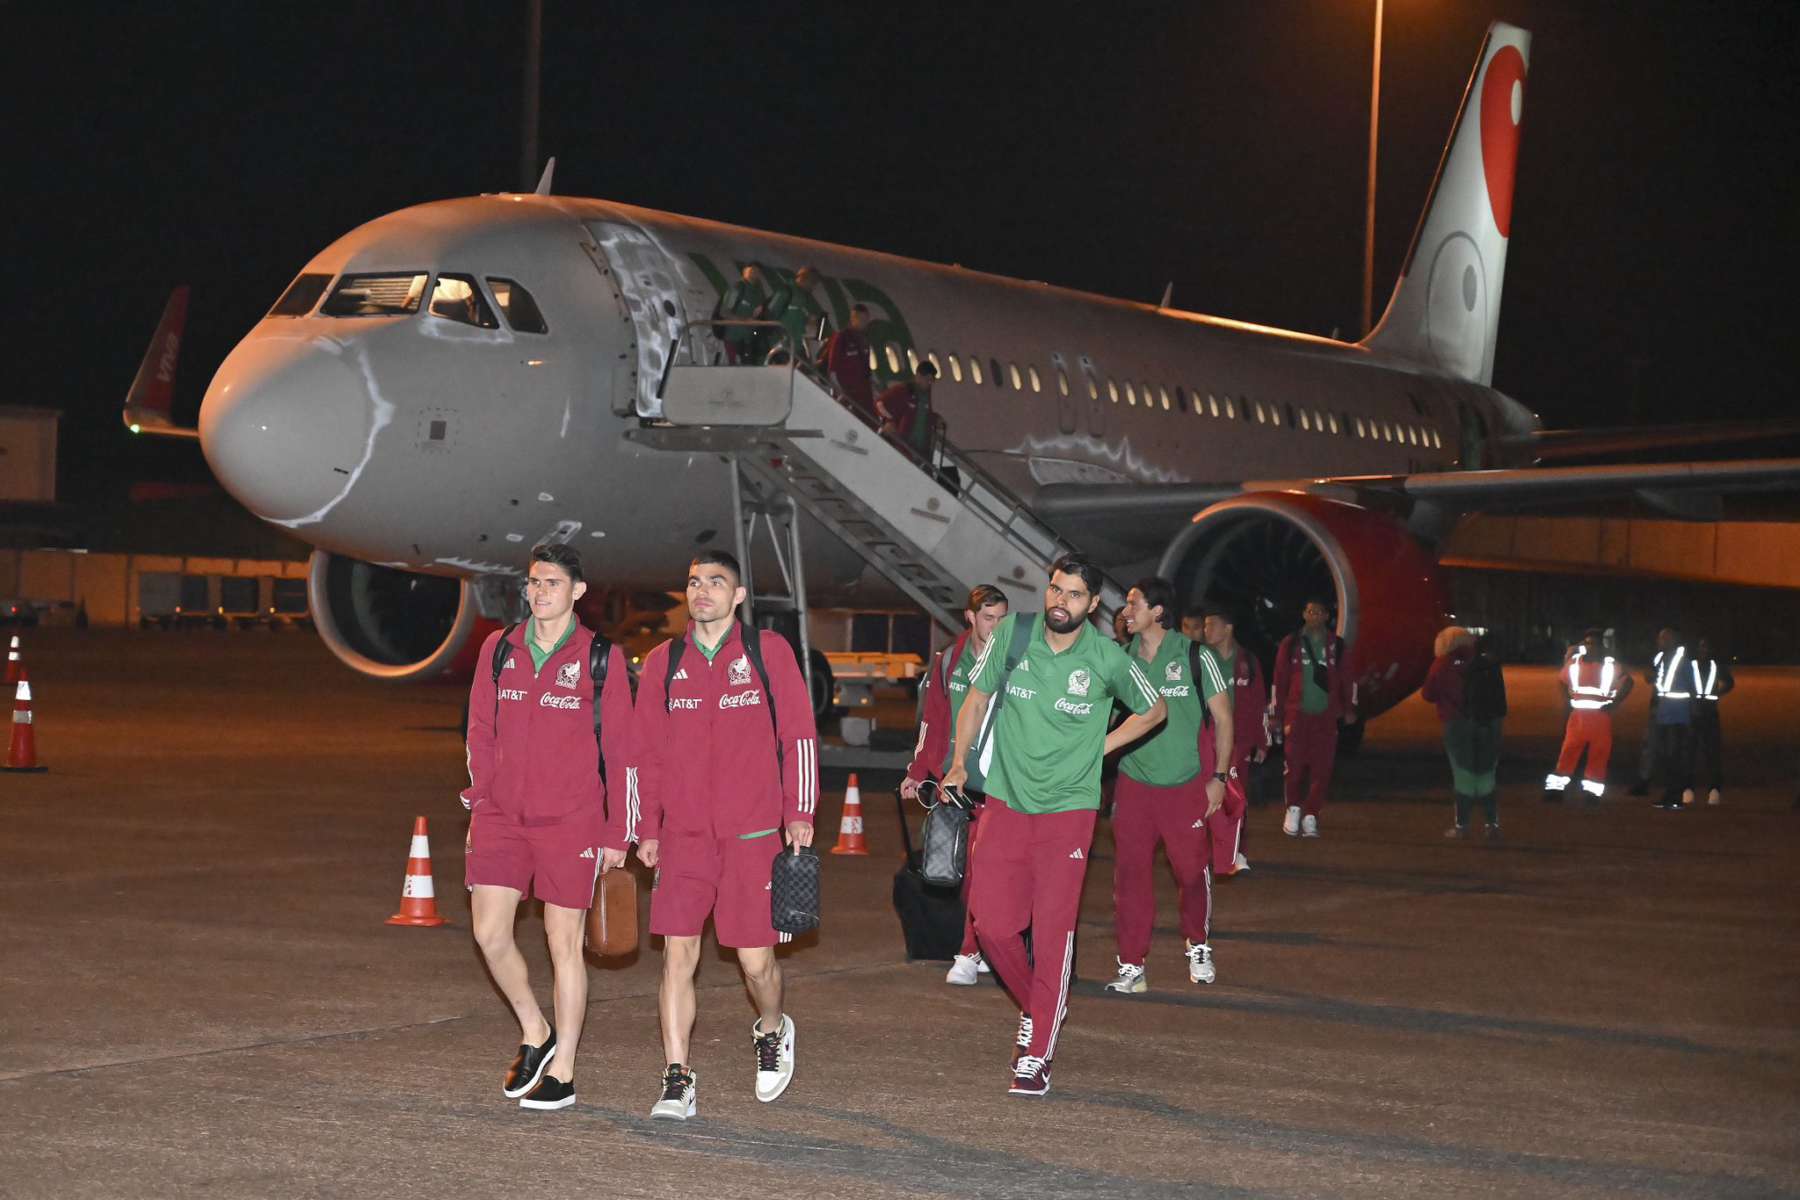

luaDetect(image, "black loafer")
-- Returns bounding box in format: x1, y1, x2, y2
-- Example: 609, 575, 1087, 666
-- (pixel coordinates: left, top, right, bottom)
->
519, 1074, 576, 1110
503, 1031, 557, 1099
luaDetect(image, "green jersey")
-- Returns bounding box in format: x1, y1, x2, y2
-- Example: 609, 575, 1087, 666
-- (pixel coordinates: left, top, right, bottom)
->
1300, 632, 1331, 714
1119, 632, 1230, 787
525, 618, 575, 674
969, 613, 1160, 814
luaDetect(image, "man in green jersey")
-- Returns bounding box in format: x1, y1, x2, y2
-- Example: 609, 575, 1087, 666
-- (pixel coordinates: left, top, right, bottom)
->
944, 555, 1167, 1098
902, 584, 1010, 985
1104, 578, 1234, 995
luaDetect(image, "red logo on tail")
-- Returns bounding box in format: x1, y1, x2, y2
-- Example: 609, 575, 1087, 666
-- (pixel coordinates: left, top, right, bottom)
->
1479, 45, 1527, 238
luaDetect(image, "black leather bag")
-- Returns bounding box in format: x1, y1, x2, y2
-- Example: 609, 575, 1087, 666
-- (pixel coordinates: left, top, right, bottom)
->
770, 842, 821, 935
892, 790, 965, 960
918, 783, 974, 887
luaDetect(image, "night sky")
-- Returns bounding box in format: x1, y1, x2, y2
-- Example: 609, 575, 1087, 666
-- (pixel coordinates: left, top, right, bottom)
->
7, 1, 1797, 501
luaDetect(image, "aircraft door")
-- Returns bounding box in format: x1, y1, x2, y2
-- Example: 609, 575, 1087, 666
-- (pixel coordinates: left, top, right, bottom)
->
585, 221, 691, 418
1051, 352, 1077, 434
1078, 354, 1105, 436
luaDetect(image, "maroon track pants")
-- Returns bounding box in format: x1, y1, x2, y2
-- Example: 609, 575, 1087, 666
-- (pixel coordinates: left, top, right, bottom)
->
1284, 711, 1339, 815
1111, 775, 1212, 965
968, 797, 1096, 1062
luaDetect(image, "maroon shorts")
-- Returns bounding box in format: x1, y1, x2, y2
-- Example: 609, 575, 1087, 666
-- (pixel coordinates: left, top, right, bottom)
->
465, 804, 606, 910
649, 831, 783, 949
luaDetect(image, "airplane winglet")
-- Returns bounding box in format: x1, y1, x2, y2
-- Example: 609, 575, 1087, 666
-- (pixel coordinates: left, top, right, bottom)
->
1158, 281, 1173, 309
123, 286, 200, 439
534, 157, 556, 196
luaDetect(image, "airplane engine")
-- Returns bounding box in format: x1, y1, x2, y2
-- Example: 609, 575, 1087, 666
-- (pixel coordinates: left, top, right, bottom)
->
1156, 493, 1449, 723
306, 551, 492, 682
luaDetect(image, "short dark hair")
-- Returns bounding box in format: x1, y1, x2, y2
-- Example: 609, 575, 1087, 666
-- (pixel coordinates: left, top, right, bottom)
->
917, 361, 938, 379
850, 302, 870, 317
1181, 603, 1210, 624
1130, 576, 1177, 629
690, 549, 743, 586
530, 541, 584, 585
1583, 626, 1604, 641
1304, 597, 1332, 612
966, 583, 1007, 613
1198, 601, 1237, 629
1049, 553, 1104, 597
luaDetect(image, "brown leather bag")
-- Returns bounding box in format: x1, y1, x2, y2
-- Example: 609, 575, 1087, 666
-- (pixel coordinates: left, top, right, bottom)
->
585, 866, 639, 957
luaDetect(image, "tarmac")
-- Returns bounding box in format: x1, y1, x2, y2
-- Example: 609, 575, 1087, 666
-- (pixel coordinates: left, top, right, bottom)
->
1, 629, 1796, 1199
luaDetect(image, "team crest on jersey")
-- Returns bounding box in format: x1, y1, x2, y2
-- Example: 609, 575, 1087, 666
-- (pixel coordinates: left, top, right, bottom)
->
1165, 661, 1183, 682
556, 661, 581, 690
728, 655, 753, 686
1067, 668, 1091, 697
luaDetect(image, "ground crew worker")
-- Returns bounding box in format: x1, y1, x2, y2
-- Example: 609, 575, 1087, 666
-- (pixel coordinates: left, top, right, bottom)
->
717, 264, 769, 364
1105, 578, 1232, 995
901, 583, 1010, 985
943, 554, 1166, 1098
1689, 637, 1734, 805
461, 542, 634, 1112
1630, 627, 1679, 795
819, 302, 875, 417
1543, 627, 1631, 806
1270, 599, 1356, 838
1647, 627, 1696, 811
633, 550, 819, 1121
763, 265, 823, 360
1200, 602, 1268, 871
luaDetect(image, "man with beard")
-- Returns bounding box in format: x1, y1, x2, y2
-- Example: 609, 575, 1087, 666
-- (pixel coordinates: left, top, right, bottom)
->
943, 555, 1167, 1097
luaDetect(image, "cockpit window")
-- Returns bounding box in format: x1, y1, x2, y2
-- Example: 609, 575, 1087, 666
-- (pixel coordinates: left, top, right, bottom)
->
427, 273, 500, 329
486, 277, 549, 334
321, 273, 429, 317
268, 273, 332, 317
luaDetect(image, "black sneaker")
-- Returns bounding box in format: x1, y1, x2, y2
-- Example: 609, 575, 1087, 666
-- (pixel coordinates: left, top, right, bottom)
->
519, 1073, 575, 1110
502, 1031, 557, 1099
1541, 789, 1564, 804
651, 1064, 698, 1121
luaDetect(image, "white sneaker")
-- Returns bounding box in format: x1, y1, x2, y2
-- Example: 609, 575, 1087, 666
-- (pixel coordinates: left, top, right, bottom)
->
1185, 940, 1216, 985
1681, 788, 1696, 807
1282, 806, 1301, 837
1707, 789, 1722, 806
752, 1015, 795, 1103
1233, 851, 1251, 873
945, 953, 985, 986
1301, 814, 1320, 838
650, 1064, 697, 1120
1104, 958, 1147, 994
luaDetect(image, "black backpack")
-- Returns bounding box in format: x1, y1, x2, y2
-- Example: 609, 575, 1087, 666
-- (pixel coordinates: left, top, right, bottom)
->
491, 625, 633, 786
966, 613, 1038, 792
1462, 651, 1508, 722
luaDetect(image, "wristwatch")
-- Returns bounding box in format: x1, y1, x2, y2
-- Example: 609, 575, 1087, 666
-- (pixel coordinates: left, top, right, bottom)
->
1212, 771, 1230, 783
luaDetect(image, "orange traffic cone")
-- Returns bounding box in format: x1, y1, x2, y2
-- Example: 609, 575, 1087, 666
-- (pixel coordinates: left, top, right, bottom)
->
5, 635, 19, 685
830, 772, 870, 855
386, 816, 448, 927
4, 670, 47, 773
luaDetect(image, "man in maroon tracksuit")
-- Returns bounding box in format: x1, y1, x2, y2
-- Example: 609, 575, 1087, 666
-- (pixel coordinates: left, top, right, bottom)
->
1270, 599, 1357, 838
1199, 603, 1269, 873
819, 302, 875, 418
901, 583, 1009, 985
462, 542, 634, 1111
633, 550, 819, 1121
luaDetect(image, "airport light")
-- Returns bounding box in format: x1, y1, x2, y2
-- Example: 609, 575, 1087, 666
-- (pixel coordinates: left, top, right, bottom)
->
1362, 0, 1384, 336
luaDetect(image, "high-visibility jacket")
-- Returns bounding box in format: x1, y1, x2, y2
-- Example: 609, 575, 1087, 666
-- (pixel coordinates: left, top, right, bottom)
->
1567, 648, 1621, 711
1652, 646, 1692, 699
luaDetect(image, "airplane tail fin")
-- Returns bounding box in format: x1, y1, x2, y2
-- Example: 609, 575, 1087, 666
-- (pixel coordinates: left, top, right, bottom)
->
1362, 23, 1530, 386
123, 286, 199, 439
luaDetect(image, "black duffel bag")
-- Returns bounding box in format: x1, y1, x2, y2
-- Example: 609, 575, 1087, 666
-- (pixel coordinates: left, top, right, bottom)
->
892, 789, 965, 961
771, 842, 821, 935
918, 782, 975, 887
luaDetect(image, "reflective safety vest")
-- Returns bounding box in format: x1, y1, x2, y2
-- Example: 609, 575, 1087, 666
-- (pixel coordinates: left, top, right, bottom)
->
1567, 648, 1619, 710
1654, 646, 1691, 700
1693, 660, 1720, 701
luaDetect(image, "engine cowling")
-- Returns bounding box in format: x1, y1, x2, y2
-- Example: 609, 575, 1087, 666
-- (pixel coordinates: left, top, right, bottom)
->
1156, 493, 1448, 721
307, 550, 493, 681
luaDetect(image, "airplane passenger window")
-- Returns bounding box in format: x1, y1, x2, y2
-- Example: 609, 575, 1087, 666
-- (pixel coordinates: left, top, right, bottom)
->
907, 348, 920, 373
886, 344, 904, 374
269, 272, 332, 317
1354, 417, 1366, 438
1159, 386, 1172, 412
1328, 413, 1341, 435
1226, 396, 1238, 419
1253, 401, 1266, 424
427, 274, 500, 329
1299, 411, 1312, 431
1009, 363, 1022, 391
321, 272, 429, 317
1431, 428, 1442, 449
487, 278, 549, 334
970, 357, 985, 385
1028, 365, 1042, 393
1056, 368, 1070, 397
1086, 376, 1098, 401
1124, 382, 1136, 407
1107, 379, 1119, 404
947, 353, 963, 382
926, 351, 941, 374
1205, 393, 1218, 418
990, 358, 1004, 389
868, 348, 879, 372
1314, 408, 1328, 432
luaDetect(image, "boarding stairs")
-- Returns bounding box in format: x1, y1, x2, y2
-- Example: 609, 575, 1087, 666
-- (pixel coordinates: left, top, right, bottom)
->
624, 321, 1125, 648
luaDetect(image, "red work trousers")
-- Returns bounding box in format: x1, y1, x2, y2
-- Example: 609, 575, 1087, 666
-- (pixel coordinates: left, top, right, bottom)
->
1111, 775, 1212, 966
969, 797, 1096, 1062
1554, 709, 1613, 792
1284, 711, 1339, 815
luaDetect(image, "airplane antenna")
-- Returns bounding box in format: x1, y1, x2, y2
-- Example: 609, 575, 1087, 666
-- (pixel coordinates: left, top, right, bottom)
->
535, 157, 557, 196
1158, 282, 1173, 310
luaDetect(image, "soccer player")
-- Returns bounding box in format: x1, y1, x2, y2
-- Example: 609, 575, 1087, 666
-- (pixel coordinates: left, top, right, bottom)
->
1270, 599, 1356, 837
943, 554, 1167, 1097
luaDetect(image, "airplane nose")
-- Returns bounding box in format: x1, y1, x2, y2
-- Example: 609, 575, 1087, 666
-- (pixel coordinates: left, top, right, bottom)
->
200, 333, 380, 525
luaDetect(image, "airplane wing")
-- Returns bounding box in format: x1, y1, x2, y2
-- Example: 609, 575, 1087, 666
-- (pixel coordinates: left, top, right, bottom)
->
1501, 418, 1800, 460
122, 286, 200, 440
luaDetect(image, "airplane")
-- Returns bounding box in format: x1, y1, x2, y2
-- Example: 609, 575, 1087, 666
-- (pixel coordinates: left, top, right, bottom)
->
124, 21, 1799, 727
